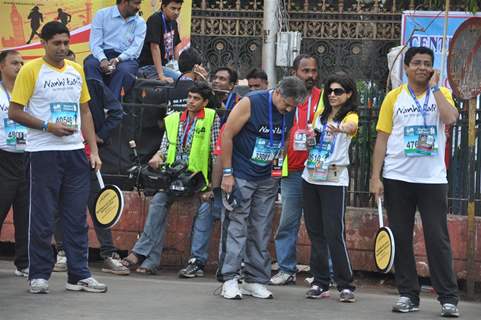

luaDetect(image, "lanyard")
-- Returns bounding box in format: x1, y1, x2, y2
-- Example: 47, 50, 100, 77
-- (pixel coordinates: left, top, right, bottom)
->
225, 92, 235, 111
0, 81, 10, 101
295, 94, 312, 128
407, 86, 430, 127
161, 12, 174, 60
268, 91, 286, 148
180, 114, 196, 150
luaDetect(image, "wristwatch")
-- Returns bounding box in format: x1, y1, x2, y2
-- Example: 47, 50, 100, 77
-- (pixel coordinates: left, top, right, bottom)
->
223, 168, 233, 176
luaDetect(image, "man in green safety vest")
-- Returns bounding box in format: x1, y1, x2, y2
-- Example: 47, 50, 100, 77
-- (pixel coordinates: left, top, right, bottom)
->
122, 81, 220, 275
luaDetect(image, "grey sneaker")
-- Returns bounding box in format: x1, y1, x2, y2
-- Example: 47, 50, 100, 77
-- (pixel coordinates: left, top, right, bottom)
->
66, 277, 107, 293
29, 279, 49, 294
53, 250, 67, 272
178, 258, 204, 278
14, 267, 29, 277
339, 289, 356, 303
102, 253, 130, 275
441, 303, 460, 318
270, 271, 296, 285
392, 296, 420, 313
305, 285, 330, 299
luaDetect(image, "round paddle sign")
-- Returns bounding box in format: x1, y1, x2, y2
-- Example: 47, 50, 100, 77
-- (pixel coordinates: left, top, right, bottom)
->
373, 198, 395, 273
93, 171, 124, 229
374, 227, 395, 273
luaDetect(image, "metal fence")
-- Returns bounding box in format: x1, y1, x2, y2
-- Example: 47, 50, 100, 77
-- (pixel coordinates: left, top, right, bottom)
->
347, 83, 481, 215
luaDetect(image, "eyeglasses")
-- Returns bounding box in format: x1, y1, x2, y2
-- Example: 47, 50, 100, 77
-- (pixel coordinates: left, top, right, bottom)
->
326, 88, 346, 96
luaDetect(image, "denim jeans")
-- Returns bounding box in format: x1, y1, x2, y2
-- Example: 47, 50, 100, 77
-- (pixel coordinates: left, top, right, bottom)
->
138, 64, 181, 81
274, 171, 304, 274
190, 198, 222, 265
133, 192, 171, 270
134, 192, 220, 270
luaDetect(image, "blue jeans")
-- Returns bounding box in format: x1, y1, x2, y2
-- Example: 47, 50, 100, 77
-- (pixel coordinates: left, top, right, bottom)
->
132, 192, 171, 270
138, 64, 181, 81
190, 198, 222, 265
274, 171, 304, 274
133, 192, 220, 270
84, 50, 138, 99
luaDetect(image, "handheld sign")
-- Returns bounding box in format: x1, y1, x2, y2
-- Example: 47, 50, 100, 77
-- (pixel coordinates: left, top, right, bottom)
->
374, 198, 395, 273
93, 170, 124, 229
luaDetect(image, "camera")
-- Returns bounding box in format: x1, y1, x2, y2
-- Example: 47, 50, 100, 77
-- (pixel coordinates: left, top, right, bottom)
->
129, 160, 206, 197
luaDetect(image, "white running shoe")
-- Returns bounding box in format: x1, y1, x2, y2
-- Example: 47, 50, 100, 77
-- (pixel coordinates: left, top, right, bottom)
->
221, 279, 242, 300
270, 271, 296, 285
53, 250, 67, 272
240, 282, 273, 299
14, 267, 29, 277
65, 277, 107, 293
29, 279, 49, 294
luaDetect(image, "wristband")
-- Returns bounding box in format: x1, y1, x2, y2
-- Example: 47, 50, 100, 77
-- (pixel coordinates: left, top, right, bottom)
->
41, 121, 49, 132
431, 85, 440, 93
223, 168, 233, 176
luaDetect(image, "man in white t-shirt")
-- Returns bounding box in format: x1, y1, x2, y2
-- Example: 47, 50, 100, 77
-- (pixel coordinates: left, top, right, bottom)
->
0, 49, 29, 278
370, 46, 459, 317
9, 21, 107, 294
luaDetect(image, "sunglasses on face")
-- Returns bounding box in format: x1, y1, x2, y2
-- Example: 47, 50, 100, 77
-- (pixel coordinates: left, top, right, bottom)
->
326, 88, 346, 96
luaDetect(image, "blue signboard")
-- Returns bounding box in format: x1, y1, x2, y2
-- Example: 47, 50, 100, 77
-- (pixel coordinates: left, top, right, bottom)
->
401, 11, 481, 88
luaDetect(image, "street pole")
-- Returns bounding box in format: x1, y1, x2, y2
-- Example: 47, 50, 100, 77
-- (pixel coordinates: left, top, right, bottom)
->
466, 97, 477, 298
440, 0, 450, 84
262, 0, 279, 87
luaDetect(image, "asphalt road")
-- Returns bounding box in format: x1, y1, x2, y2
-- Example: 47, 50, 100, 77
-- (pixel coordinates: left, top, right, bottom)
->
0, 260, 480, 320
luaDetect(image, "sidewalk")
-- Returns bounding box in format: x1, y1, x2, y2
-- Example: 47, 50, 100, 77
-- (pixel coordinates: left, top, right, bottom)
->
0, 260, 480, 320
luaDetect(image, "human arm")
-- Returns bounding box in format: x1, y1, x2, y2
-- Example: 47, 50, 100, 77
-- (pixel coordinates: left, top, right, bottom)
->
429, 70, 458, 125
80, 102, 101, 170
220, 97, 251, 193
9, 102, 75, 136
150, 43, 173, 83
149, 133, 168, 169
370, 131, 389, 201
90, 10, 107, 62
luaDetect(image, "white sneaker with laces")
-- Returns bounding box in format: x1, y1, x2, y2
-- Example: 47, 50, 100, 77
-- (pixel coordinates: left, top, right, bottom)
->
53, 250, 67, 272
65, 277, 107, 293
241, 282, 273, 299
29, 279, 49, 294
14, 267, 29, 277
221, 279, 242, 300
270, 271, 296, 285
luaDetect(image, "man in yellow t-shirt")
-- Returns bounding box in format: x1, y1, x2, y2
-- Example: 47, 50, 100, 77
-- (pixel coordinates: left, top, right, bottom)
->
370, 46, 459, 317
8, 21, 106, 295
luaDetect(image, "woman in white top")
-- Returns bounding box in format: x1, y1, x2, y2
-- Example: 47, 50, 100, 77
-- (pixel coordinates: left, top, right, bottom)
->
302, 72, 359, 302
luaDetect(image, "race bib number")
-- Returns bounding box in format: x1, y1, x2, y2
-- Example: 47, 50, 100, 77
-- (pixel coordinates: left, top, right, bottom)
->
50, 102, 79, 130
306, 147, 329, 181
250, 137, 281, 166
404, 125, 438, 157
4, 119, 27, 151
293, 129, 307, 151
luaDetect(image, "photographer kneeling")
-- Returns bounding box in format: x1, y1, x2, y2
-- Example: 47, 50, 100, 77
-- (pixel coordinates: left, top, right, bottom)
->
122, 81, 220, 274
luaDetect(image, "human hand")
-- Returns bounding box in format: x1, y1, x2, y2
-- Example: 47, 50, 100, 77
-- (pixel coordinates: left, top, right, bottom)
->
148, 153, 164, 169
221, 175, 235, 193
47, 122, 76, 137
90, 152, 102, 171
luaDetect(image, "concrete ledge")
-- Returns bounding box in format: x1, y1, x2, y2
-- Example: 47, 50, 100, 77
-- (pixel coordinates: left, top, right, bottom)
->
1, 191, 480, 280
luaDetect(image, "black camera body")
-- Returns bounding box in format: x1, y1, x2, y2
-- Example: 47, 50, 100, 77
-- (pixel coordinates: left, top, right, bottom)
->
129, 160, 206, 197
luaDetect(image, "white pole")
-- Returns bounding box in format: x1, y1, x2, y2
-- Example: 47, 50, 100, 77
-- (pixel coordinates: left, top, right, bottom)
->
262, 0, 279, 87
440, 0, 450, 85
